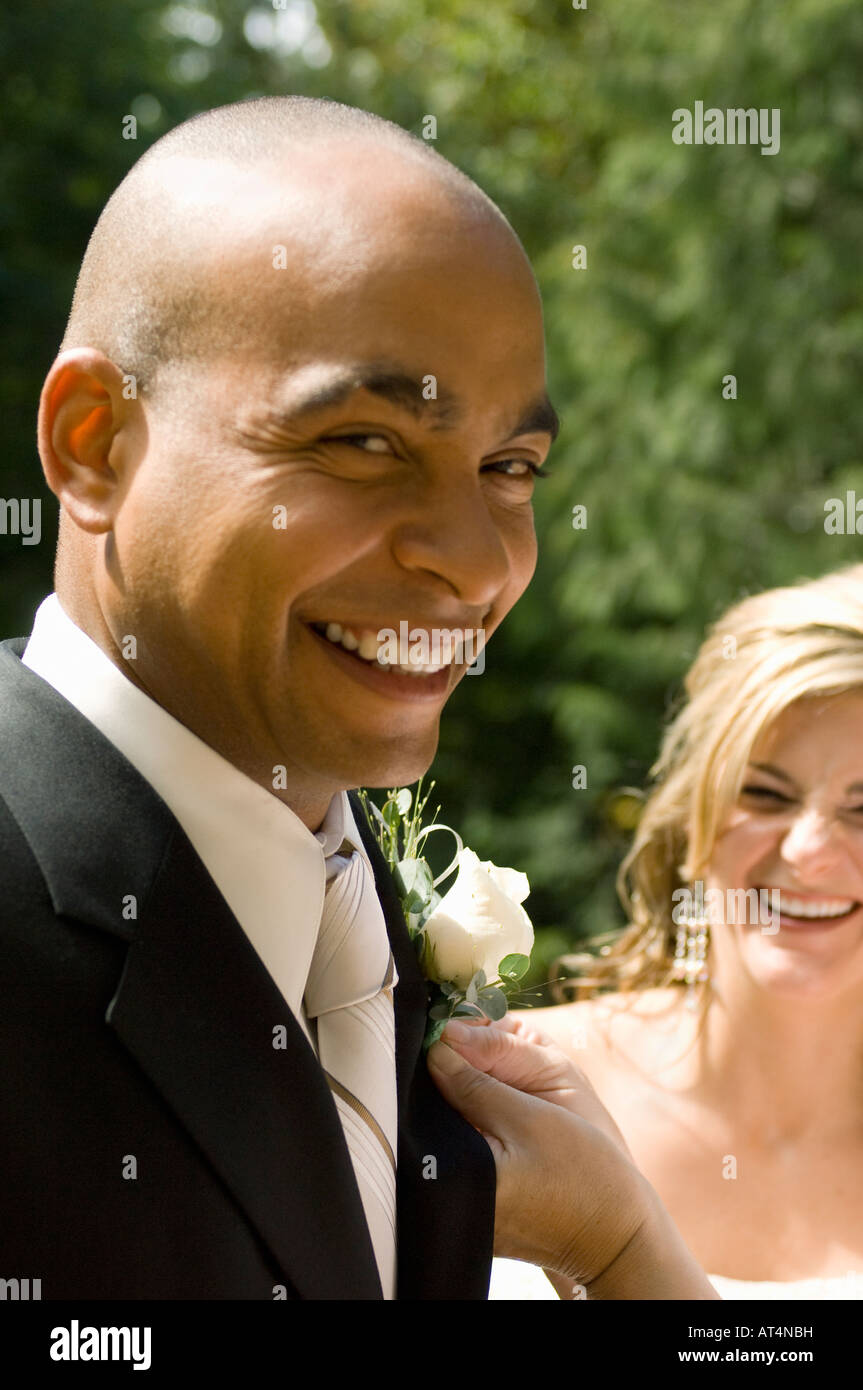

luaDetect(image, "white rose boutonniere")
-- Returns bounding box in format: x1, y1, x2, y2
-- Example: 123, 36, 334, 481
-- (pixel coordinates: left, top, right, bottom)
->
421, 850, 533, 990
358, 779, 535, 1050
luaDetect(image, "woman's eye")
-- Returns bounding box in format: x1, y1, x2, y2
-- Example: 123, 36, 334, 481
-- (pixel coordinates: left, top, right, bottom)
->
741, 785, 790, 804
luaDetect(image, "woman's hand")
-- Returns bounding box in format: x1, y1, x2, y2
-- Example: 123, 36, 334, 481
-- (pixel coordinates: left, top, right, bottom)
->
438, 1012, 635, 1157
427, 1014, 720, 1300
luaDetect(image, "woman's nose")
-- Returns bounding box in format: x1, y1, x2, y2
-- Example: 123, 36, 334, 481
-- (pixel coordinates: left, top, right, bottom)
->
779, 808, 842, 876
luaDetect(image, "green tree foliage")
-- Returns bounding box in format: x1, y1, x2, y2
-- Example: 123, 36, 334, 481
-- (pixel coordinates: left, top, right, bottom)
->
3, 1, 862, 991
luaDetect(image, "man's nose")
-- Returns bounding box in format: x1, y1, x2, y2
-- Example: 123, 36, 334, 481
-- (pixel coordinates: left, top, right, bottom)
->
779, 808, 842, 876
391, 480, 518, 608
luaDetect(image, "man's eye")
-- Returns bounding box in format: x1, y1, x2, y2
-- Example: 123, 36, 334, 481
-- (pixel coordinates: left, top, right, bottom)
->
326, 433, 394, 454
485, 459, 551, 479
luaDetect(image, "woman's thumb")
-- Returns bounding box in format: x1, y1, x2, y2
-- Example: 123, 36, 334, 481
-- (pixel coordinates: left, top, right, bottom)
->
427, 1038, 534, 1148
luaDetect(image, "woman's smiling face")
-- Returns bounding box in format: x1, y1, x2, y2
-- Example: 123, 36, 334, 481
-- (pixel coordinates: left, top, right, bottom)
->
705, 691, 863, 1000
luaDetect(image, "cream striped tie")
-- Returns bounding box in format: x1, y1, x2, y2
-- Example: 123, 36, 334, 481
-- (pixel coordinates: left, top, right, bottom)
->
304, 845, 399, 1299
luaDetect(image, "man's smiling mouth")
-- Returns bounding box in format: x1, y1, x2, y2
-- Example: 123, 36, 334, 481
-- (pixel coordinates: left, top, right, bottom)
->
309, 620, 469, 677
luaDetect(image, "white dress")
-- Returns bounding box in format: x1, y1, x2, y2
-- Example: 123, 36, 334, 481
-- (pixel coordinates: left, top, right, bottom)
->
489, 1258, 863, 1300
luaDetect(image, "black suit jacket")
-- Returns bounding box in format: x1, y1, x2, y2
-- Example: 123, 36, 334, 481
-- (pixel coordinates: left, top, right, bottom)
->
0, 636, 495, 1299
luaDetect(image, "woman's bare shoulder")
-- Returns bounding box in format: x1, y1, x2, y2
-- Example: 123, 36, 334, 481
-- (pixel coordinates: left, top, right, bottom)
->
522, 988, 686, 1056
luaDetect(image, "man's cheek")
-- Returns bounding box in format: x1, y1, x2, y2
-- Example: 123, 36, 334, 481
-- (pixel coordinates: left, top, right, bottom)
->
511, 517, 539, 588
504, 545, 539, 616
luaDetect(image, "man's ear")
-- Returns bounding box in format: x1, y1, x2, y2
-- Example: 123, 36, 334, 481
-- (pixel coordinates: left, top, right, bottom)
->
38, 349, 140, 535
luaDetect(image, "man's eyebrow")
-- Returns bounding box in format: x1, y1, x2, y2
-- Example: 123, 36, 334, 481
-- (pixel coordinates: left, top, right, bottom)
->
272, 365, 461, 428
261, 363, 561, 442
510, 396, 560, 444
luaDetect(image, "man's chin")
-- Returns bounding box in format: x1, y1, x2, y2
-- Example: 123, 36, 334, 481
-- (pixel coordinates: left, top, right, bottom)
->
278, 701, 443, 800
338, 730, 441, 797
350, 756, 439, 796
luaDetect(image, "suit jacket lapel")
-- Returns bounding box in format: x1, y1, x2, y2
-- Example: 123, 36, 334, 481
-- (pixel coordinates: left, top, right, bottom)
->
108, 823, 383, 1300
0, 640, 382, 1300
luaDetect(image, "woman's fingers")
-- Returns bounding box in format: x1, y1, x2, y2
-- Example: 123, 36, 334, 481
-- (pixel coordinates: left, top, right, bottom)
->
426, 1038, 552, 1155
438, 1017, 635, 1161
439, 1018, 567, 1092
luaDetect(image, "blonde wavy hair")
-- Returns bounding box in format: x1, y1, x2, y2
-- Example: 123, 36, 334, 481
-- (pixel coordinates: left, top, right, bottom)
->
555, 562, 863, 1004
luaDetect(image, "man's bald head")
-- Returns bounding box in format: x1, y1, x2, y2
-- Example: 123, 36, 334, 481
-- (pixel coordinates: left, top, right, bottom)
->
60, 96, 518, 397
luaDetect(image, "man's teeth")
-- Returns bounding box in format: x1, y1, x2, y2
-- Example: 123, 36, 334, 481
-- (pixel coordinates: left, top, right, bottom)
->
778, 893, 857, 919
322, 622, 448, 675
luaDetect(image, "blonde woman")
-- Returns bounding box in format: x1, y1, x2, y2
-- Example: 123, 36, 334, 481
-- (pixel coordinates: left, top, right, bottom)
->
492, 563, 863, 1299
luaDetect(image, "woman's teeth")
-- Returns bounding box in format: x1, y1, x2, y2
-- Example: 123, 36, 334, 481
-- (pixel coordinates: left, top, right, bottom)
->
778, 893, 858, 920
320, 622, 449, 676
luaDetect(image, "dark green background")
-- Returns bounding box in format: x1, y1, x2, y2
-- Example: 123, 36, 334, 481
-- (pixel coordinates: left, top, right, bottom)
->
3, 0, 861, 996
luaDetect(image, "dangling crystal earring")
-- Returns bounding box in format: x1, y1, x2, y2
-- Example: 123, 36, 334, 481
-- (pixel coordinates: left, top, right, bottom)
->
672, 901, 710, 1011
